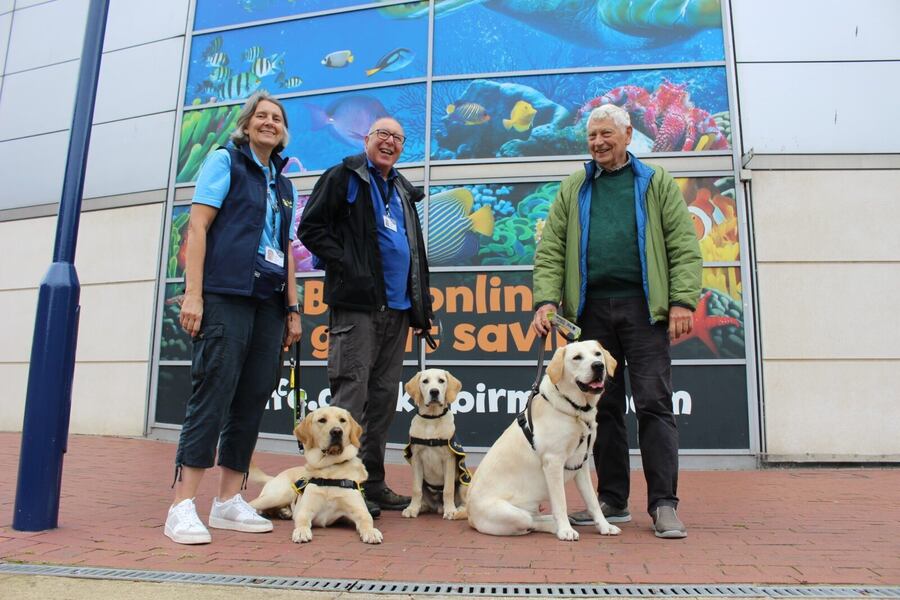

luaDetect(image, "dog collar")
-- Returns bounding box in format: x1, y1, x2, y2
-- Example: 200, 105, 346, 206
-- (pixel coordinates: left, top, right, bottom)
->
292, 477, 362, 495
409, 436, 449, 446
416, 407, 449, 419
554, 385, 594, 413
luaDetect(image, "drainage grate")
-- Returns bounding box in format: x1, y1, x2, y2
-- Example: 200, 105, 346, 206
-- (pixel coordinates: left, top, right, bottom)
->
1, 563, 898, 598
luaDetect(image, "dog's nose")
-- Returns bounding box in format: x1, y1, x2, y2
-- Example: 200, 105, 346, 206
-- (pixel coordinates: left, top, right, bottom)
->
429, 388, 440, 398
330, 427, 343, 439
591, 361, 605, 376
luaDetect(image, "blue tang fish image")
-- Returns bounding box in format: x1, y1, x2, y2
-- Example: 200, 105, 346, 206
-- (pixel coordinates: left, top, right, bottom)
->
417, 188, 495, 265
365, 48, 415, 77
305, 95, 389, 147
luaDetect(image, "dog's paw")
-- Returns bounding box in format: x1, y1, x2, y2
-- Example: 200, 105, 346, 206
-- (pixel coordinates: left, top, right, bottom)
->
291, 527, 313, 543
277, 507, 293, 520
597, 522, 621, 536
401, 506, 419, 519
360, 528, 383, 544
442, 506, 460, 520
556, 526, 580, 541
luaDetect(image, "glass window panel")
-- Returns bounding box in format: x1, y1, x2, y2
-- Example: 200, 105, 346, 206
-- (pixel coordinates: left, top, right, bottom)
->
676, 176, 740, 263
194, 0, 387, 32
186, 4, 428, 106
165, 205, 191, 278
160, 283, 191, 362
433, 0, 725, 76
431, 67, 730, 160
671, 267, 744, 360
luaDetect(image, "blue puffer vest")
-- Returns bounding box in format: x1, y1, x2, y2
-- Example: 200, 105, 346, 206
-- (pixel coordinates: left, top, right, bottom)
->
202, 144, 294, 296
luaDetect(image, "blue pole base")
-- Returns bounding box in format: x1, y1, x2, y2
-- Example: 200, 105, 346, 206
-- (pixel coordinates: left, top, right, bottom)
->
13, 262, 81, 531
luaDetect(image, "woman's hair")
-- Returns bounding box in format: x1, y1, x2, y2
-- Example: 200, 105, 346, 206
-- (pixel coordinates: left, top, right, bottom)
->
587, 103, 631, 131
229, 90, 291, 153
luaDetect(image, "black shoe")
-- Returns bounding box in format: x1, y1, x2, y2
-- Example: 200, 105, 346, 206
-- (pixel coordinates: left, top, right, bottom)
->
364, 498, 381, 520
365, 485, 410, 510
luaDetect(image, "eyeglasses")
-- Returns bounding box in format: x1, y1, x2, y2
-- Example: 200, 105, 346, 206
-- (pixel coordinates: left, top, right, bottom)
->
369, 128, 406, 145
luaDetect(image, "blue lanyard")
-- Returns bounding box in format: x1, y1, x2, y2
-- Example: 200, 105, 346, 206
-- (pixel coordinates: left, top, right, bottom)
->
370, 172, 396, 217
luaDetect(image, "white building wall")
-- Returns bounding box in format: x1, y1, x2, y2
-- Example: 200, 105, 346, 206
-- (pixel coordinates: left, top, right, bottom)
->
732, 0, 900, 460
0, 0, 189, 434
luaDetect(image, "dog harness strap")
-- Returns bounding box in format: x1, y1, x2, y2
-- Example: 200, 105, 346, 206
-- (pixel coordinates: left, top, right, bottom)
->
292, 477, 361, 494
416, 407, 449, 419
409, 436, 449, 446
516, 411, 536, 450
565, 433, 593, 471
554, 384, 593, 412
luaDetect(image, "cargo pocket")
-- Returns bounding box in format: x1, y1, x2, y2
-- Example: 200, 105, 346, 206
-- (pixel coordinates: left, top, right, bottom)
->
326, 323, 359, 381
190, 323, 226, 381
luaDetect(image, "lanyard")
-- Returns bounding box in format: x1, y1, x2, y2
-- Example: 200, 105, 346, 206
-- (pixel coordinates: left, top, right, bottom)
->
264, 166, 279, 239
370, 172, 396, 216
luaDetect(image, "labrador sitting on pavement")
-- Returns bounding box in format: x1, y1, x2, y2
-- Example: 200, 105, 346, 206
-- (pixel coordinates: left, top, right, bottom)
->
466, 340, 621, 540
402, 369, 470, 520
247, 406, 382, 544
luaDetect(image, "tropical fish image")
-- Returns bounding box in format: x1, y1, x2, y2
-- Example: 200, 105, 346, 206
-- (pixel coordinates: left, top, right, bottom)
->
365, 48, 415, 77
446, 102, 490, 126
205, 52, 229, 68
276, 72, 303, 89
219, 71, 262, 100
321, 50, 354, 68
251, 53, 284, 78
306, 95, 389, 147
502, 100, 537, 132
243, 45, 265, 62
202, 35, 223, 58
208, 65, 232, 83
416, 188, 495, 266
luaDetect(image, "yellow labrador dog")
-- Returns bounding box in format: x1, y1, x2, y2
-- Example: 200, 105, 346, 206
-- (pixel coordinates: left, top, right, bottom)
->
466, 340, 621, 540
248, 406, 382, 544
402, 369, 470, 520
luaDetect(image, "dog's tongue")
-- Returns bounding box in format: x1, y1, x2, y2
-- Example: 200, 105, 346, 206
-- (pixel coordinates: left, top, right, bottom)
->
588, 380, 605, 390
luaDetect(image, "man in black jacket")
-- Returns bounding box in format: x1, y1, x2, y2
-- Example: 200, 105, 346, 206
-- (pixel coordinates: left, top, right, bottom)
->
298, 117, 432, 512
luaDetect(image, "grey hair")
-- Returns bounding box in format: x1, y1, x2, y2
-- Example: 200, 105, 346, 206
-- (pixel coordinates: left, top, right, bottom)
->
587, 104, 631, 132
229, 90, 291, 153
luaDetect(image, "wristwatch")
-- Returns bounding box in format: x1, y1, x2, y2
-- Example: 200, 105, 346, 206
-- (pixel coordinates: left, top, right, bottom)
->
287, 304, 300, 314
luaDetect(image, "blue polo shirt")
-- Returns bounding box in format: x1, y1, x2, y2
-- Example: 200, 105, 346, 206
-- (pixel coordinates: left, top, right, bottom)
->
193, 148, 298, 255
366, 159, 411, 310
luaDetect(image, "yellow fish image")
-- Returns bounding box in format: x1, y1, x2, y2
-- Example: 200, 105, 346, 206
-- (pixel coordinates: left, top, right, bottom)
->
503, 100, 537, 132
416, 188, 494, 265
446, 102, 490, 126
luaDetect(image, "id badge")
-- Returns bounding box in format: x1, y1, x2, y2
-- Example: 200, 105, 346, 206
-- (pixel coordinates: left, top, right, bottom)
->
383, 213, 398, 232
264, 246, 285, 267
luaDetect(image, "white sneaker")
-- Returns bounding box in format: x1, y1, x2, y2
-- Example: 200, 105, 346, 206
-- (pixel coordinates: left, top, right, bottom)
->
208, 493, 273, 533
165, 498, 212, 544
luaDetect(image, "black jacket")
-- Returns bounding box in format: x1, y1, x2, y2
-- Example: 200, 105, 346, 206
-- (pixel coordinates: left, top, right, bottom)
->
298, 153, 433, 329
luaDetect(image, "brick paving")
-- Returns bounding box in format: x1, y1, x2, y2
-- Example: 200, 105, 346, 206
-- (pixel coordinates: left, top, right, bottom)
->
1, 432, 898, 586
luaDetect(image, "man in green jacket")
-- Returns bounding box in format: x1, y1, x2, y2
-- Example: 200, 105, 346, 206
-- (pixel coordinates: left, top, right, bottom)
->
532, 104, 702, 539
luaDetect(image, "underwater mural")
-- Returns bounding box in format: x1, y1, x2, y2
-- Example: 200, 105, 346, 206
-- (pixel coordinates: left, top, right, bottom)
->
177, 83, 426, 182
672, 271, 744, 360
186, 3, 428, 106
166, 205, 191, 278
430, 67, 729, 160
431, 0, 724, 75
194, 0, 380, 32
679, 176, 740, 263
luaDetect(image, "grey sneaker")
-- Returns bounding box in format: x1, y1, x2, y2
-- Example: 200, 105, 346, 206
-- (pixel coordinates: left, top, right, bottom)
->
568, 501, 632, 526
652, 505, 687, 539
208, 493, 273, 533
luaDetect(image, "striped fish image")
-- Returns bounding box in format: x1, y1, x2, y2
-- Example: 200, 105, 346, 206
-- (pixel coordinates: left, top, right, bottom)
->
416, 188, 495, 265
243, 45, 265, 62
251, 53, 283, 78
208, 65, 232, 82
203, 35, 223, 57
205, 52, 229, 67
276, 72, 303, 89
218, 71, 262, 100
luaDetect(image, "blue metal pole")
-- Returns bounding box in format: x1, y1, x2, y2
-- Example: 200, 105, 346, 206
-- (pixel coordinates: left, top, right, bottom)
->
13, 0, 110, 531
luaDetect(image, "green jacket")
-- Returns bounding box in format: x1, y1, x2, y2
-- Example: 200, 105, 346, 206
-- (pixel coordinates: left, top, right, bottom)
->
533, 154, 702, 324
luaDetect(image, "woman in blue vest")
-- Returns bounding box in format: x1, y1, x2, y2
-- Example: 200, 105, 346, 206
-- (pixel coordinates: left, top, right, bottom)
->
165, 91, 302, 545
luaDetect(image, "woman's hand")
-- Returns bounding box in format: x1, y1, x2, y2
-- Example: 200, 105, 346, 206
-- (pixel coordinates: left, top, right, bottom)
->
180, 293, 204, 338
283, 312, 302, 351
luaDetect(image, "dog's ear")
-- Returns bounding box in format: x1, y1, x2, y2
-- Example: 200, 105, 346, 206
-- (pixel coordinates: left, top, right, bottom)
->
445, 370, 462, 404
546, 346, 566, 384
602, 347, 618, 378
404, 372, 423, 406
295, 415, 314, 450
348, 415, 363, 448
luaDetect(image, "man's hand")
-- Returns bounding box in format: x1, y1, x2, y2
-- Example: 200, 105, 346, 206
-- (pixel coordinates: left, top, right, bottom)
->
283, 313, 302, 351
668, 305, 694, 341
531, 304, 557, 337
179, 293, 203, 338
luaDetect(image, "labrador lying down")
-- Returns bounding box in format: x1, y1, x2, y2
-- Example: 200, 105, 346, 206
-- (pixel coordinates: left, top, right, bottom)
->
248, 406, 382, 544
466, 340, 621, 540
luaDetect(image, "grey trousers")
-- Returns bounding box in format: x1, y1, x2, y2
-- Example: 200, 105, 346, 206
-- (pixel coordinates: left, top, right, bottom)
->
326, 307, 409, 487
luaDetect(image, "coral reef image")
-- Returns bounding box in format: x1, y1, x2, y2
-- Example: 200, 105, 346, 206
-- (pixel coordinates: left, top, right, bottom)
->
160, 284, 190, 362
672, 283, 744, 360
176, 104, 241, 183
290, 194, 317, 273
166, 205, 191, 278
422, 181, 557, 267
186, 4, 427, 105
677, 176, 740, 262
429, 0, 724, 75
431, 67, 729, 160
